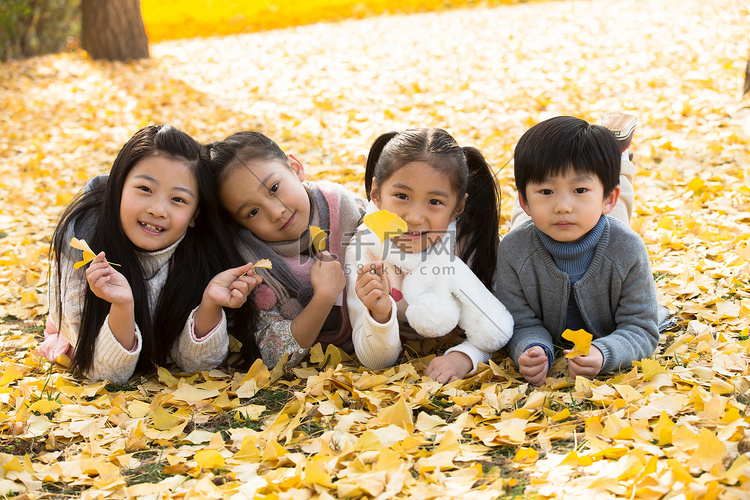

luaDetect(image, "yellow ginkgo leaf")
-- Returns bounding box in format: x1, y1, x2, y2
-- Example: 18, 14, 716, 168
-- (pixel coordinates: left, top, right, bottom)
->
195, 449, 225, 469
70, 237, 120, 269
562, 328, 593, 358
27, 399, 61, 415
70, 237, 97, 269
252, 259, 273, 270
309, 226, 328, 253
363, 210, 407, 256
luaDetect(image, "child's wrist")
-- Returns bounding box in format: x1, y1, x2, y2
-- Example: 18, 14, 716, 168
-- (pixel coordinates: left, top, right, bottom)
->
313, 288, 340, 305
370, 307, 391, 324
110, 299, 135, 315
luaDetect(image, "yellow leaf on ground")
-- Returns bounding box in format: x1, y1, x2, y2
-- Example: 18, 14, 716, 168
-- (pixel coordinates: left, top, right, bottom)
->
195, 449, 225, 469
27, 400, 61, 415
688, 428, 726, 471
152, 406, 182, 430
171, 379, 221, 405
513, 447, 539, 464
562, 329, 593, 358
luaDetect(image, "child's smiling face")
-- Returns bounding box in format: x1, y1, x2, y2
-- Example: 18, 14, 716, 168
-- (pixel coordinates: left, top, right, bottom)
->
520, 168, 619, 243
120, 155, 200, 252
219, 157, 311, 242
371, 161, 465, 254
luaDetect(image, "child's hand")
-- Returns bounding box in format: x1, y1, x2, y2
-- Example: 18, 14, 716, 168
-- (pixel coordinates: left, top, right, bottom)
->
566, 345, 603, 380
310, 251, 346, 303
518, 346, 549, 386
86, 252, 133, 307
204, 262, 262, 309
355, 261, 392, 324
424, 351, 472, 384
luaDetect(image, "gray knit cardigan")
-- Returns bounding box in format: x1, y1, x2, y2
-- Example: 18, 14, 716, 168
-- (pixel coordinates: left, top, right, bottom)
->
493, 216, 659, 373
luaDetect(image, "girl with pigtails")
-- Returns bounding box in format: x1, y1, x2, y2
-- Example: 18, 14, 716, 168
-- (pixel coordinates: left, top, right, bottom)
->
346, 128, 513, 383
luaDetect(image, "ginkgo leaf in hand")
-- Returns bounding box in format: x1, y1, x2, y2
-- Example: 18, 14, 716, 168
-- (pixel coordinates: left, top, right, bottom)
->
70, 238, 120, 269
363, 210, 407, 256
252, 259, 273, 270
562, 328, 593, 358
309, 225, 328, 253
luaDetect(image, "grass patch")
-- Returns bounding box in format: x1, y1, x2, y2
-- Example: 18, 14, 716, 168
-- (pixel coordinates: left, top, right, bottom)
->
123, 450, 168, 486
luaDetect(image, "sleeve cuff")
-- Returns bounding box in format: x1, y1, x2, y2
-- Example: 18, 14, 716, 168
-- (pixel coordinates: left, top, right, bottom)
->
363, 296, 399, 333
524, 342, 553, 367
445, 341, 491, 373
190, 309, 225, 343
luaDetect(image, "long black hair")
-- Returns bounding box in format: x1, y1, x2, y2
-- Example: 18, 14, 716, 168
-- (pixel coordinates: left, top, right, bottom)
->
50, 125, 259, 377
364, 128, 500, 289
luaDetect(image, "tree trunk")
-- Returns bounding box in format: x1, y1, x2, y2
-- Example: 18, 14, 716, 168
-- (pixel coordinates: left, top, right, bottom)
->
81, 0, 149, 61
744, 56, 750, 95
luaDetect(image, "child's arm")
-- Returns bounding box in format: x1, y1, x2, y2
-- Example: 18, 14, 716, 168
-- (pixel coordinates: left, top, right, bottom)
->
193, 262, 260, 337
254, 309, 311, 369
172, 262, 260, 373
290, 251, 346, 348
86, 252, 136, 349
494, 238, 556, 384
345, 231, 402, 370
50, 251, 141, 385
585, 241, 659, 374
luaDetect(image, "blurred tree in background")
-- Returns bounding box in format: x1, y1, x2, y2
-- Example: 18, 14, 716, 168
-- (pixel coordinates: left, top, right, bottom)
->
0, 0, 79, 61
81, 0, 149, 60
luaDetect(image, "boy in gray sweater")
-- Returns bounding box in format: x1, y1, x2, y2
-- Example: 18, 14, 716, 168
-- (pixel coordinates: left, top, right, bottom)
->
494, 115, 659, 386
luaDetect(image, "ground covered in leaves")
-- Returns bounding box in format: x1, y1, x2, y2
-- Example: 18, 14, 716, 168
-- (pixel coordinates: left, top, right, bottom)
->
2, 0, 750, 498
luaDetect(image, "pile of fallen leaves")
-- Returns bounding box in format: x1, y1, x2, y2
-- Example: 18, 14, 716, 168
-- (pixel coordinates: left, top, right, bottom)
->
1, 0, 750, 497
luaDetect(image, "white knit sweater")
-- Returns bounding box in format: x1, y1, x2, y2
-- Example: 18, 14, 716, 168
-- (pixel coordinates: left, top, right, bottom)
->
48, 229, 229, 385
344, 203, 493, 373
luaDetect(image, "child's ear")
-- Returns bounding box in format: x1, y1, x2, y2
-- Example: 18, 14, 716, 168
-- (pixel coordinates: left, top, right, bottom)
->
451, 193, 469, 221
189, 208, 200, 228
370, 183, 382, 209
518, 191, 532, 216
288, 154, 305, 181
602, 186, 621, 215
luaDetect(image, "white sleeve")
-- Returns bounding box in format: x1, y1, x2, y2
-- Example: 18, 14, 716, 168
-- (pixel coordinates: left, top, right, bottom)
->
345, 228, 403, 370
170, 307, 229, 373
445, 341, 491, 373
50, 256, 141, 385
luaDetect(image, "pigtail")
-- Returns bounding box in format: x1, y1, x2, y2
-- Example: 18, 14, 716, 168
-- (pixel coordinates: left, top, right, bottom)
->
365, 132, 398, 200
457, 146, 500, 290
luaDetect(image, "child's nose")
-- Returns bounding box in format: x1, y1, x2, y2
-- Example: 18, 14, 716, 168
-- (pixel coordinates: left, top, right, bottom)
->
554, 195, 572, 214
270, 199, 287, 222
403, 207, 425, 226
147, 199, 168, 218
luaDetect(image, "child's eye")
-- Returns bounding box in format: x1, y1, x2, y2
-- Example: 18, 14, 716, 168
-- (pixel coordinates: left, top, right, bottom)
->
428, 199, 443, 206
246, 208, 259, 218
171, 196, 186, 204
540, 189, 553, 195
269, 183, 279, 195
574, 188, 588, 194
395, 193, 408, 200
138, 186, 152, 193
